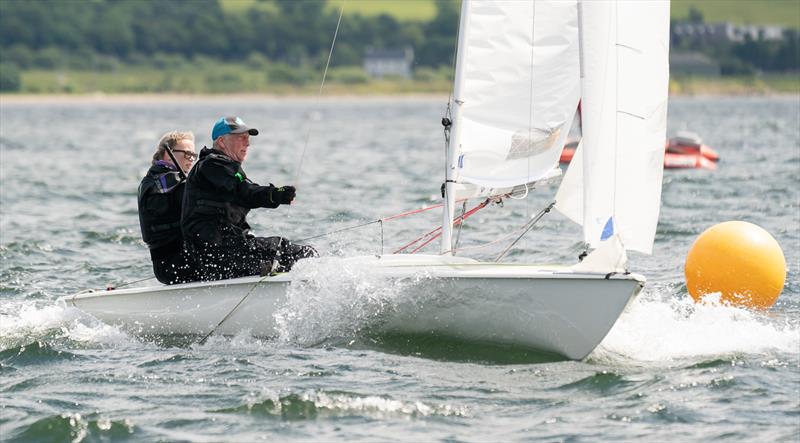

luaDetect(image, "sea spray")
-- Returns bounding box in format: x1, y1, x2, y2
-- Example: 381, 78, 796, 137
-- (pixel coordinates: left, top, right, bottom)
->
0, 300, 132, 350
273, 257, 431, 346
592, 283, 800, 362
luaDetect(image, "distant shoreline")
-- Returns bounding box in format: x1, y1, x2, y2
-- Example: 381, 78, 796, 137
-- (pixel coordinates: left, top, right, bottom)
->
0, 93, 453, 105
1, 91, 798, 105
5, 69, 797, 101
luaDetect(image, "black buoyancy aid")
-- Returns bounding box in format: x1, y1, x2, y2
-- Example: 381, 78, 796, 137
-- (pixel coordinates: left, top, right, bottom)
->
182, 147, 280, 244
138, 162, 185, 251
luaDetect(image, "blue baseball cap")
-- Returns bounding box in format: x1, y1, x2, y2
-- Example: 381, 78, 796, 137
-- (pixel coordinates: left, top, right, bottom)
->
211, 116, 259, 141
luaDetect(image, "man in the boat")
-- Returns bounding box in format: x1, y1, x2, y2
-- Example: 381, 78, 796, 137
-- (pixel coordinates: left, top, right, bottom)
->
181, 116, 317, 280
137, 131, 201, 285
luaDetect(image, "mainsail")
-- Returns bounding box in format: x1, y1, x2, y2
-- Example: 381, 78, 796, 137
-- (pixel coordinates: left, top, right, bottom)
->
450, 0, 581, 190
442, 0, 582, 253
555, 0, 670, 255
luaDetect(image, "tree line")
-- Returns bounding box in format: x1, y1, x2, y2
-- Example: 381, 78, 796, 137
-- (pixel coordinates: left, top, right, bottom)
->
0, 0, 458, 70
0, 0, 796, 92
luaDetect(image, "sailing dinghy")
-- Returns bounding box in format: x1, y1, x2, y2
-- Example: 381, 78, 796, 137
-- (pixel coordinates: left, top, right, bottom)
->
61, 0, 670, 360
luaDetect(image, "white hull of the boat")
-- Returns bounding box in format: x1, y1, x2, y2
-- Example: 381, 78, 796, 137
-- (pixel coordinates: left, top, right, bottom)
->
60, 255, 643, 360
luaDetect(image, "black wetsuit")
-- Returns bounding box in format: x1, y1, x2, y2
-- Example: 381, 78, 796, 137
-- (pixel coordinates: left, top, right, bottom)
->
137, 161, 200, 284
181, 147, 316, 281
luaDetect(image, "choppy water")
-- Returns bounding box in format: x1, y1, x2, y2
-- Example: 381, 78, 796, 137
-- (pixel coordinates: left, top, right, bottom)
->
1, 96, 798, 442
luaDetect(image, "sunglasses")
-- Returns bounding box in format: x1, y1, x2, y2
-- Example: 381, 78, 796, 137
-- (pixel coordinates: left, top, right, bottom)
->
172, 150, 198, 160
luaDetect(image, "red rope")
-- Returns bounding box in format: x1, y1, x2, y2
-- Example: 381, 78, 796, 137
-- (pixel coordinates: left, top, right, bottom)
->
407, 228, 444, 254
381, 202, 443, 222
380, 198, 472, 222
395, 199, 490, 254
394, 225, 441, 254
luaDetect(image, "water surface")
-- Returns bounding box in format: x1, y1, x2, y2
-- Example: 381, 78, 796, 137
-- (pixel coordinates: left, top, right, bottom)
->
1, 96, 798, 441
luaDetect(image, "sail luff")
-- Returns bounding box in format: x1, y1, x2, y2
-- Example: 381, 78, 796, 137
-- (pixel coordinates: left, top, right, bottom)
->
581, 0, 618, 251
556, 0, 670, 256
441, 0, 473, 255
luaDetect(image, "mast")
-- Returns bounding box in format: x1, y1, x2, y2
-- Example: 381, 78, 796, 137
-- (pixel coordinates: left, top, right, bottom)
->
441, 0, 471, 255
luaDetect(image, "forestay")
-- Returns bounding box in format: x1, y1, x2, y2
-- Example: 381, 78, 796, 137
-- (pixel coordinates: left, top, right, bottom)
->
555, 0, 670, 255
451, 0, 581, 190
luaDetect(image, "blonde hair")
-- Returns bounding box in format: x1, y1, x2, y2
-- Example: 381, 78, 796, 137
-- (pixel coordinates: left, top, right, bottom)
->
153, 131, 195, 161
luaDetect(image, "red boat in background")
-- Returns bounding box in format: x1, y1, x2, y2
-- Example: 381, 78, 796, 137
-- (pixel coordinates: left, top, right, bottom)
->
560, 131, 719, 170
664, 132, 719, 169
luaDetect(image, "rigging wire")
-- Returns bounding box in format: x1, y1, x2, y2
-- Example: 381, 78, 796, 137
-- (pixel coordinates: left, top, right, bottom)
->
441, 200, 553, 256
292, 4, 345, 187
298, 219, 382, 243
443, 2, 461, 116
379, 219, 384, 255
105, 275, 156, 291
197, 273, 270, 345
494, 201, 555, 262
293, 191, 554, 258
296, 202, 446, 243
453, 200, 467, 253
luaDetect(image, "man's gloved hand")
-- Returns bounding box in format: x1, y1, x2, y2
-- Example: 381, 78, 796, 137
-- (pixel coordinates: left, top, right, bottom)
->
274, 185, 296, 205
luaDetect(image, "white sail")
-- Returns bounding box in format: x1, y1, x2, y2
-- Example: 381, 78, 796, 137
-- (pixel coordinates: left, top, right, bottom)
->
556, 0, 670, 255
451, 0, 581, 190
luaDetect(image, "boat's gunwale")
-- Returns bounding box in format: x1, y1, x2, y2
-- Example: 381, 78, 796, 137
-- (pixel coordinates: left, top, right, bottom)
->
61, 256, 645, 303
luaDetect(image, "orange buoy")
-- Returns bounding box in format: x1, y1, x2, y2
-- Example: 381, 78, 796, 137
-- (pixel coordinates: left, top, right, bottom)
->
685, 221, 786, 309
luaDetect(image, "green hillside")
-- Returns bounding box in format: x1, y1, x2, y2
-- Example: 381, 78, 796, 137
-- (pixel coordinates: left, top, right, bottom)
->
327, 0, 436, 21
222, 0, 799, 28
672, 0, 800, 29
218, 0, 277, 14
220, 0, 437, 21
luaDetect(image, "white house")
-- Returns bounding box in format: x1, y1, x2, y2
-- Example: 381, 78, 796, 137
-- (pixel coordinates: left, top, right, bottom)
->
363, 47, 414, 79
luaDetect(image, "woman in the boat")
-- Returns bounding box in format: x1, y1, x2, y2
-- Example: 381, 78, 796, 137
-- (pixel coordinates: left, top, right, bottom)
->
137, 131, 201, 284
181, 116, 316, 281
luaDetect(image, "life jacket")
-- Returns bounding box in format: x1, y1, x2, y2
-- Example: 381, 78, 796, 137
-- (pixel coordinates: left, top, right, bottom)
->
182, 148, 254, 244
138, 161, 185, 252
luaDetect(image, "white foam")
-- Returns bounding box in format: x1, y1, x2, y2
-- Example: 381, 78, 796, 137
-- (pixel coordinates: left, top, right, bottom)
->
194, 329, 271, 351
0, 300, 133, 349
249, 390, 468, 418
305, 391, 468, 417
593, 285, 800, 362
63, 317, 131, 346
273, 257, 425, 346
